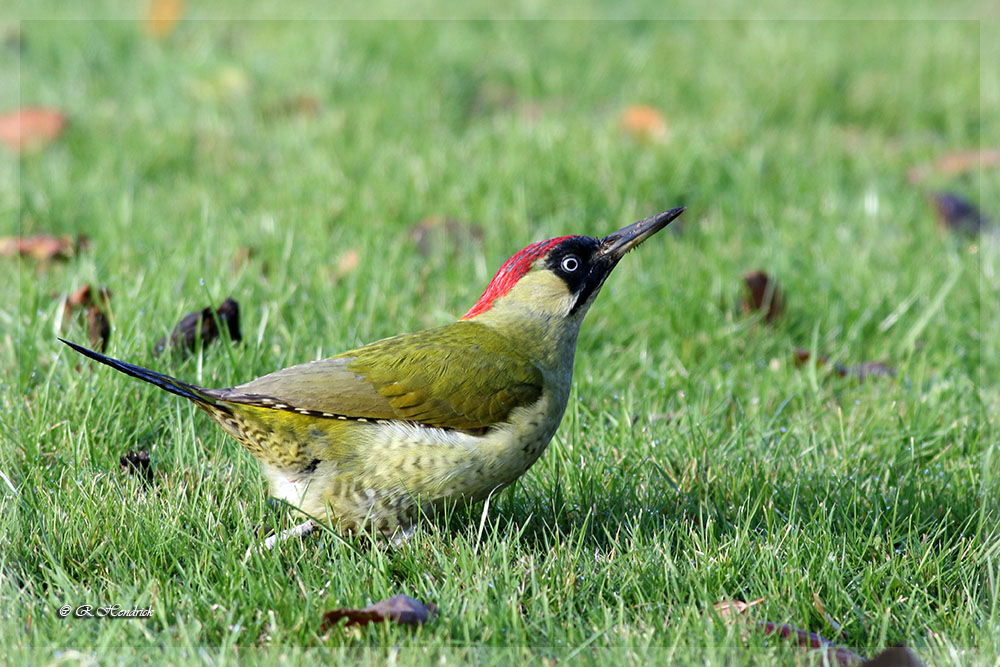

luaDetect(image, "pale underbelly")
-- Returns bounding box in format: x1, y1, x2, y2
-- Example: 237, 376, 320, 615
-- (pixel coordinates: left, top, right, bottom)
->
262, 395, 564, 534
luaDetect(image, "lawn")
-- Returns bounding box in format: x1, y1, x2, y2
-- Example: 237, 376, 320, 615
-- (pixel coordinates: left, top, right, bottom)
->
3, 9, 998, 665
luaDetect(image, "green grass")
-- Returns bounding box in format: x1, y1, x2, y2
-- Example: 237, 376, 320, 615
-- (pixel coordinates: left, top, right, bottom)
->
4, 10, 998, 665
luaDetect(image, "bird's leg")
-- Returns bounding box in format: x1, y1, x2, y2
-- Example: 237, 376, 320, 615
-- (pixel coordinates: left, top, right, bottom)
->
387, 524, 416, 548
261, 519, 317, 550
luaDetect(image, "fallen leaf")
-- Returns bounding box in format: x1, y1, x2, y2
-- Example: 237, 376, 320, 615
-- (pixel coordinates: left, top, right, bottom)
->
61, 283, 113, 351
290, 94, 320, 116
145, 0, 184, 39
813, 592, 848, 639
468, 80, 518, 118
934, 148, 999, 176
0, 234, 85, 261
409, 217, 485, 257
0, 108, 67, 152
263, 94, 321, 120
793, 349, 895, 382
119, 449, 153, 486
793, 348, 816, 366
649, 411, 680, 424
230, 246, 254, 273
153, 297, 242, 359
908, 148, 999, 183
713, 598, 765, 620
710, 599, 921, 666
321, 594, 437, 630
229, 245, 272, 276
329, 249, 360, 283
87, 307, 111, 352
64, 283, 112, 312
619, 104, 669, 143
759, 620, 865, 666
742, 271, 785, 322
835, 361, 896, 381
928, 192, 989, 236
861, 646, 925, 667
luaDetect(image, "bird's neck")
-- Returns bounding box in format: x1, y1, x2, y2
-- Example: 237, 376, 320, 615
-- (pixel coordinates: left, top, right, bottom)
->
468, 298, 587, 383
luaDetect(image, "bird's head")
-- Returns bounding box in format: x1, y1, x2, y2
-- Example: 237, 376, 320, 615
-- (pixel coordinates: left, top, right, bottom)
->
461, 207, 685, 325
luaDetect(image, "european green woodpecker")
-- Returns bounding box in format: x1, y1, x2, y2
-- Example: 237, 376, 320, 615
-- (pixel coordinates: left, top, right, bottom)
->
62, 207, 684, 546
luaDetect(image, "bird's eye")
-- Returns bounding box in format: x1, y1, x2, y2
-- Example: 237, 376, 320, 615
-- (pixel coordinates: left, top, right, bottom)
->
561, 255, 580, 272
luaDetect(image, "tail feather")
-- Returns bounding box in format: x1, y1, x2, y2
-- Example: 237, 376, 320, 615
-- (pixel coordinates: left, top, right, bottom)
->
59, 338, 217, 407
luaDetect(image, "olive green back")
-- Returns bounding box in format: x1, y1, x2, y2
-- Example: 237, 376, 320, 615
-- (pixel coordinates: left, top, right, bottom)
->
217, 321, 543, 431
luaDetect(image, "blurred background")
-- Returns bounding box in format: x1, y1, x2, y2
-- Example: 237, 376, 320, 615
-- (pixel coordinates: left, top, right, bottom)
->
5, 11, 994, 386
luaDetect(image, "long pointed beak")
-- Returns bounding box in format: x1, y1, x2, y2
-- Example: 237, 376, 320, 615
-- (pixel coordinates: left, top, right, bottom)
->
599, 207, 685, 261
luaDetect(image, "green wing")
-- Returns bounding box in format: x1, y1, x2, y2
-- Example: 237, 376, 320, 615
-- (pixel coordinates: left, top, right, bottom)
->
211, 321, 543, 431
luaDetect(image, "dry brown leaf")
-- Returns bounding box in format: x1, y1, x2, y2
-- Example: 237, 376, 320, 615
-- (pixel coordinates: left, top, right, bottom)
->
230, 245, 271, 276
145, 0, 184, 39
0, 108, 67, 152
61, 283, 113, 351
65, 283, 112, 311
62, 283, 112, 332
153, 297, 242, 359
710, 599, 920, 666
934, 148, 999, 176
321, 594, 437, 630
908, 148, 999, 183
1, 233, 85, 261
759, 620, 865, 665
812, 592, 848, 639
742, 270, 785, 323
713, 597, 765, 620
120, 449, 153, 486
468, 80, 518, 117
928, 192, 989, 237
794, 349, 895, 382
793, 348, 818, 367
329, 249, 360, 283
861, 646, 925, 667
290, 94, 320, 116
264, 94, 321, 120
230, 245, 254, 273
86, 307, 111, 352
619, 104, 669, 142
835, 361, 896, 381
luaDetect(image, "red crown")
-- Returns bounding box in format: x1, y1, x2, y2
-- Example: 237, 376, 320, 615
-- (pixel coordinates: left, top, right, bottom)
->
461, 236, 575, 319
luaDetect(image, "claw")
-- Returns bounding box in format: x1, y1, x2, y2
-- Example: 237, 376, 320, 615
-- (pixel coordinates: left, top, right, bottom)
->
246, 519, 318, 557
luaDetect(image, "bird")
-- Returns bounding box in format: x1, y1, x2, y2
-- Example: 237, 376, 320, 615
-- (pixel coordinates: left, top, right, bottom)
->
61, 207, 685, 547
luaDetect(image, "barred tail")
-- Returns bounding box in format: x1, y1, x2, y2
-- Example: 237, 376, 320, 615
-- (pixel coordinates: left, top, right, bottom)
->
59, 338, 217, 407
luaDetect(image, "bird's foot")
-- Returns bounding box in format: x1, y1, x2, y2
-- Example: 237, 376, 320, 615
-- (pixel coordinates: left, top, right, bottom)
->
265, 519, 318, 549
386, 525, 416, 548
246, 519, 317, 557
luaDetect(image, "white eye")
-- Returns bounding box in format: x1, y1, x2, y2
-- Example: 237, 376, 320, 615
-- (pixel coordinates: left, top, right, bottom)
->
561, 255, 580, 272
